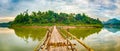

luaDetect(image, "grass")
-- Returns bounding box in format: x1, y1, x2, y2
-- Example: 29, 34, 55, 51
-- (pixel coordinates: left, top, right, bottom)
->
10, 23, 103, 28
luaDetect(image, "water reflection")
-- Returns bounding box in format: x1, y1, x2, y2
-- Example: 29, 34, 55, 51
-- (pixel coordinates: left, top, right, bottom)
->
0, 27, 40, 51
84, 28, 120, 51
104, 27, 120, 33
67, 27, 120, 51
0, 27, 120, 51
13, 27, 47, 41
68, 28, 102, 39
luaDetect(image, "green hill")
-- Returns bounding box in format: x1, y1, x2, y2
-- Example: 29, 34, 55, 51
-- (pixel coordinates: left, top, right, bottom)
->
11, 10, 102, 27
104, 18, 120, 25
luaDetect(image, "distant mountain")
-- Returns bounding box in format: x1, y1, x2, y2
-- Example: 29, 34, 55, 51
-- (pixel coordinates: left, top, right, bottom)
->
0, 22, 10, 27
104, 18, 120, 25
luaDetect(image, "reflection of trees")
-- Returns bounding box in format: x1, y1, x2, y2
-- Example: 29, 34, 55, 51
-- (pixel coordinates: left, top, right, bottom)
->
13, 28, 47, 41
68, 28, 102, 39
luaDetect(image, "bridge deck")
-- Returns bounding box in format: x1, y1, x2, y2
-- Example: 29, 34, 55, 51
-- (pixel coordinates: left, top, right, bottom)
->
35, 26, 93, 51
47, 26, 73, 51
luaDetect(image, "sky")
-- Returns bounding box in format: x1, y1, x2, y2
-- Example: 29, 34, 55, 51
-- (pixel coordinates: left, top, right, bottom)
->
0, 0, 120, 22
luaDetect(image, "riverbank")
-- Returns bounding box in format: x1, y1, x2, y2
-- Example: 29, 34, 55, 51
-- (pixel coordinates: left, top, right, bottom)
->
9, 24, 102, 29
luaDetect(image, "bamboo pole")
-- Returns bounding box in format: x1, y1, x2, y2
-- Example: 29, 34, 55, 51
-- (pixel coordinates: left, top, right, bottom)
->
34, 30, 49, 51
64, 30, 94, 51
42, 26, 53, 51
34, 26, 54, 51
57, 27, 77, 51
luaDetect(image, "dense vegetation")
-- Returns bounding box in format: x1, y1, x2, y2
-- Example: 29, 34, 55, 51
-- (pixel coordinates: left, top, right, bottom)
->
11, 10, 102, 26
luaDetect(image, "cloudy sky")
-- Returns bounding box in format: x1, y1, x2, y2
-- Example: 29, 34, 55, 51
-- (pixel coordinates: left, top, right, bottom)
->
0, 0, 120, 22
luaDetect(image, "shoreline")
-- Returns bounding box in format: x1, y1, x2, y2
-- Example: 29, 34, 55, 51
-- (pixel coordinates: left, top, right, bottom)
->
9, 25, 102, 29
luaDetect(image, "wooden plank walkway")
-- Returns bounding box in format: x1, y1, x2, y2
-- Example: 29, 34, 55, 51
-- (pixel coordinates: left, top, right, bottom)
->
34, 26, 94, 51
35, 26, 76, 51
48, 26, 69, 51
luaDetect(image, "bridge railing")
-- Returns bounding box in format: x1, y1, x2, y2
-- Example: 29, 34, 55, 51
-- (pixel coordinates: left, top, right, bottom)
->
57, 27, 78, 51
58, 27, 94, 51
34, 26, 54, 51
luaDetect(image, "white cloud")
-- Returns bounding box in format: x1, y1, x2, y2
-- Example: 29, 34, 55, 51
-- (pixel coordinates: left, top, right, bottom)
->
0, 17, 15, 23
0, 0, 120, 21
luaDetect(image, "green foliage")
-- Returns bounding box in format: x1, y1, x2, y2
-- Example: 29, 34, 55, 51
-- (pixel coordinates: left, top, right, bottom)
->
11, 10, 102, 26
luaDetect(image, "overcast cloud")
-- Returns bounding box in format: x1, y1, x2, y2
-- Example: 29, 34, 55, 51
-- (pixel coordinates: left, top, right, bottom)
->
0, 0, 120, 22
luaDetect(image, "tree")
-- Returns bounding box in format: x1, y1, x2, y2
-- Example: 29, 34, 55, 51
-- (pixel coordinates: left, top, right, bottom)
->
75, 14, 82, 20
11, 10, 103, 26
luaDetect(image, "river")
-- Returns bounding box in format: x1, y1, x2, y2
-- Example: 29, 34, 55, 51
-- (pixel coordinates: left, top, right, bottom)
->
0, 27, 120, 51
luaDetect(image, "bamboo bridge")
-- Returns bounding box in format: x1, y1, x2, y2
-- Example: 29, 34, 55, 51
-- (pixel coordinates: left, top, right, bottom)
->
34, 26, 94, 51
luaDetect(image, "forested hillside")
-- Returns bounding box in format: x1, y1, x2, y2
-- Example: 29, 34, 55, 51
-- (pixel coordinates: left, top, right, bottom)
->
104, 18, 120, 25
11, 10, 102, 26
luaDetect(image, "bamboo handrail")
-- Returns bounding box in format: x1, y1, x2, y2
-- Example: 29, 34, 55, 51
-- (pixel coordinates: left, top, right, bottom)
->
34, 26, 54, 51
34, 30, 49, 51
42, 26, 54, 51
57, 27, 77, 51
64, 29, 94, 51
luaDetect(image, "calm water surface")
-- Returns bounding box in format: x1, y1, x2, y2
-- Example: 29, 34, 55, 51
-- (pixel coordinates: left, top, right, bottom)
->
0, 27, 46, 51
0, 27, 120, 51
69, 27, 120, 51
